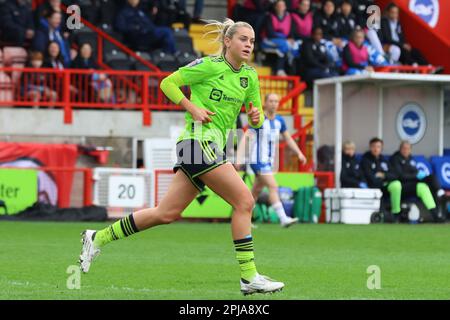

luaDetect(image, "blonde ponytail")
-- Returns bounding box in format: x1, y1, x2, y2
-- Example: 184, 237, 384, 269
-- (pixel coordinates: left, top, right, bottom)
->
202, 18, 254, 56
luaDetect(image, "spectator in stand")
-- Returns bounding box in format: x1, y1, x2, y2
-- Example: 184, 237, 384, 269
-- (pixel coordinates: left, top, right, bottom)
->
313, 0, 343, 67
342, 28, 374, 75
43, 40, 80, 99
340, 141, 368, 188
261, 0, 300, 76
35, 0, 69, 39
234, 0, 272, 44
353, 0, 376, 27
21, 51, 57, 106
364, 5, 401, 65
115, 0, 176, 53
43, 41, 65, 70
291, 0, 315, 42
389, 141, 445, 222
361, 137, 402, 222
299, 27, 337, 85
152, 0, 191, 30
337, 0, 358, 40
71, 43, 98, 70
285, 0, 300, 12
380, 3, 428, 66
33, 10, 71, 67
43, 41, 64, 101
313, 0, 339, 43
0, 0, 35, 47
71, 43, 114, 103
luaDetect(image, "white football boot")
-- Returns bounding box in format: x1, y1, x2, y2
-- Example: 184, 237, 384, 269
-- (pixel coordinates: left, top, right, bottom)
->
240, 273, 285, 295
79, 230, 101, 273
281, 217, 299, 228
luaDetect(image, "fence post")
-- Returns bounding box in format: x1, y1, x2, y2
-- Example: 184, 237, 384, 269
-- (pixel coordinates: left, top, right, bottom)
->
97, 34, 103, 66
63, 70, 72, 124
292, 78, 299, 115
83, 168, 94, 206
142, 73, 151, 126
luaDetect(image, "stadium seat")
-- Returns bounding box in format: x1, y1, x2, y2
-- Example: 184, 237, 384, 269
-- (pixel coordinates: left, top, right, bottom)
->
135, 51, 151, 61
157, 61, 178, 72
173, 30, 196, 55
109, 59, 133, 70
77, 0, 100, 24
176, 40, 196, 56
173, 28, 190, 39
3, 47, 27, 84
75, 32, 98, 52
102, 42, 122, 58
175, 51, 199, 68
151, 50, 177, 66
412, 155, 433, 176
133, 52, 152, 70
430, 156, 450, 190
134, 64, 152, 71
151, 50, 178, 72
3, 47, 27, 66
104, 50, 128, 62
98, 0, 118, 27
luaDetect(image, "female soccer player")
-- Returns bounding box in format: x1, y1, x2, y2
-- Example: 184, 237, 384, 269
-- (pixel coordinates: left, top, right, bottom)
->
79, 18, 285, 295
236, 93, 307, 227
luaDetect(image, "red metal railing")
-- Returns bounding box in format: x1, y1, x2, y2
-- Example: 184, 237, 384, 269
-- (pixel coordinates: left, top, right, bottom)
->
313, 171, 335, 223
279, 118, 313, 172
0, 67, 306, 126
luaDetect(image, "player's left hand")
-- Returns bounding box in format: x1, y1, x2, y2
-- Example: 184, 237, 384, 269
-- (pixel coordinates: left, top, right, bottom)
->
298, 152, 307, 165
247, 102, 260, 126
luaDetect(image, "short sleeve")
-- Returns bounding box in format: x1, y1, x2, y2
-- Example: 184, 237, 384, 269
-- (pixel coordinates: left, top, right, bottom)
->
178, 57, 211, 85
277, 115, 287, 133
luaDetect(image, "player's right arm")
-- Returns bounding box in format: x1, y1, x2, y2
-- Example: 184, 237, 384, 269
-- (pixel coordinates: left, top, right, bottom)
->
160, 58, 215, 123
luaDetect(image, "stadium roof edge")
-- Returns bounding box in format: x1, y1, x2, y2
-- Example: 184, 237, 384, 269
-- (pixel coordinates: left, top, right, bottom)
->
314, 72, 450, 86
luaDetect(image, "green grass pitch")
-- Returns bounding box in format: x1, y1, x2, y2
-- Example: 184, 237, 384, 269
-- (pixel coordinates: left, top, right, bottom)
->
1, 221, 449, 300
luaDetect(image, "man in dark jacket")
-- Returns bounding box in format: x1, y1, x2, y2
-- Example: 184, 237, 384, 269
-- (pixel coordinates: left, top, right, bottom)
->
0, 0, 35, 47
340, 141, 367, 188
379, 3, 427, 65
390, 141, 445, 222
115, 0, 176, 53
32, 10, 71, 67
361, 137, 402, 219
299, 27, 337, 85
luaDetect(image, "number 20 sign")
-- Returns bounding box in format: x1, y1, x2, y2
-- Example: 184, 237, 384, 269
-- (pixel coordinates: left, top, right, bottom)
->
108, 176, 145, 208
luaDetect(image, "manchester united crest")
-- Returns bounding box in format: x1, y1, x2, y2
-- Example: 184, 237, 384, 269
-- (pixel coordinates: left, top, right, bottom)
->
240, 77, 248, 89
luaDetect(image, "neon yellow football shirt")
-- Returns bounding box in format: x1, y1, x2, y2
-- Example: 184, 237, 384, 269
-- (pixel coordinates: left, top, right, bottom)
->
177, 55, 263, 150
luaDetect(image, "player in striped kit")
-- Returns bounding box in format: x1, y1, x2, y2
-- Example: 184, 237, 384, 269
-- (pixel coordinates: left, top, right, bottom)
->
237, 93, 307, 227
